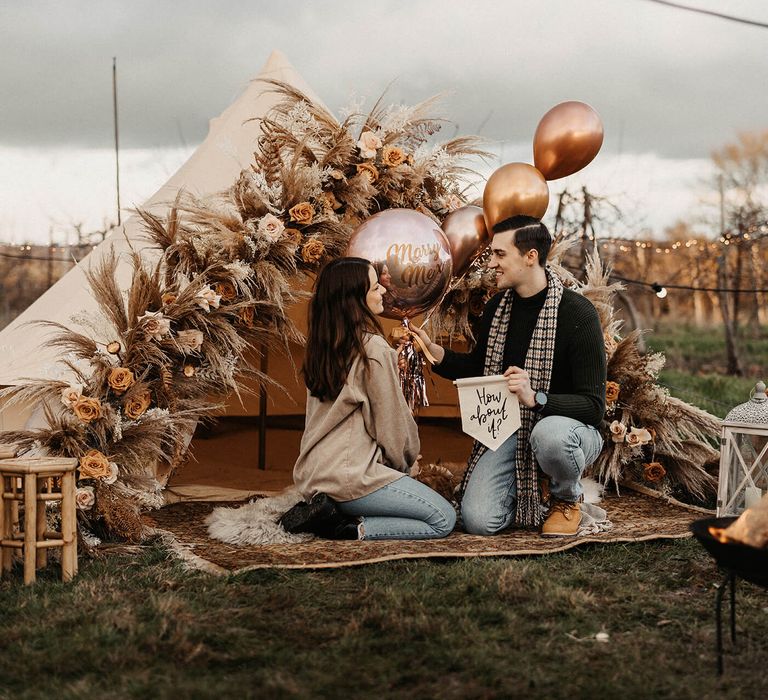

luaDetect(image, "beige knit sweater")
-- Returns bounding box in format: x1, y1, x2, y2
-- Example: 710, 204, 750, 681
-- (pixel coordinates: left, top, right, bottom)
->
292, 333, 420, 502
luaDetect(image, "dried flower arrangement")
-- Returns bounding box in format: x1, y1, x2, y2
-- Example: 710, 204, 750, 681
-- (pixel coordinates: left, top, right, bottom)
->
557, 248, 720, 500
0, 81, 488, 541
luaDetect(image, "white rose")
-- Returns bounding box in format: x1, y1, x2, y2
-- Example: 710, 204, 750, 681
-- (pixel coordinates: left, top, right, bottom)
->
138, 311, 171, 340
61, 383, 84, 408
176, 329, 204, 352
257, 214, 285, 243
357, 131, 382, 159
104, 462, 119, 485
609, 420, 627, 443
76, 486, 96, 510
195, 285, 222, 312
626, 427, 652, 446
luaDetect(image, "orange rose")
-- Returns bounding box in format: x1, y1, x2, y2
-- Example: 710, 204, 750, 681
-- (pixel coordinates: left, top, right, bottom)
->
605, 381, 620, 405
289, 202, 315, 226
356, 162, 379, 183
124, 390, 152, 420
79, 449, 112, 480
215, 281, 237, 302
382, 146, 405, 167
301, 237, 326, 264
161, 292, 177, 307
108, 367, 135, 394
642, 461, 666, 482
72, 396, 102, 423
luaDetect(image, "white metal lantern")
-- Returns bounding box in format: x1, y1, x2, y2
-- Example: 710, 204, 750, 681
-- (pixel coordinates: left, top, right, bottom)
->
716, 381, 768, 516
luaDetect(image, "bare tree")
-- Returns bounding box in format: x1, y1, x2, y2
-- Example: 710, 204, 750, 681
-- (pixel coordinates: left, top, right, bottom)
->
711, 130, 768, 373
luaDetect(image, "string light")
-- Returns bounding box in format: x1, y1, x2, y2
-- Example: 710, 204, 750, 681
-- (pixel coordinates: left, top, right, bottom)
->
611, 274, 768, 295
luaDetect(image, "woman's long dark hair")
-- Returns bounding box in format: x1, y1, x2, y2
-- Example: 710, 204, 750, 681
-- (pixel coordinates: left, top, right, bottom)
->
303, 257, 385, 401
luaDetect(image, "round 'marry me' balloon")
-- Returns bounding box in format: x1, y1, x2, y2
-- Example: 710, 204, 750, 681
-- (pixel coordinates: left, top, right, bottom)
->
346, 208, 453, 320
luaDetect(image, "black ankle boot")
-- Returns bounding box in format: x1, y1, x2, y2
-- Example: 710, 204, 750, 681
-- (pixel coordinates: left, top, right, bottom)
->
327, 517, 362, 540
279, 493, 338, 534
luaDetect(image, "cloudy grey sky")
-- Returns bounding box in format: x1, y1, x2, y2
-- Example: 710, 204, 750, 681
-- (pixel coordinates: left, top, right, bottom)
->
1, 0, 767, 242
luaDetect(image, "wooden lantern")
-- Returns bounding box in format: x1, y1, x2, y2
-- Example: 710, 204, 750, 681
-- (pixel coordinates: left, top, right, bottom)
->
717, 381, 768, 516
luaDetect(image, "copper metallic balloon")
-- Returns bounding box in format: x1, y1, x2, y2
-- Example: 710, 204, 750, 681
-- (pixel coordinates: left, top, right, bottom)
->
482, 163, 549, 231
346, 209, 453, 320
533, 101, 604, 181
441, 206, 490, 277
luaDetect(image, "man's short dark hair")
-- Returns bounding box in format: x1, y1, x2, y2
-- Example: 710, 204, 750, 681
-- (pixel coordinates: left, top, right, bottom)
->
492, 215, 551, 267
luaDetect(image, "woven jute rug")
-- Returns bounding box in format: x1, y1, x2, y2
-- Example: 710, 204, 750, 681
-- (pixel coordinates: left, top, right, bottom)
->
145, 483, 711, 574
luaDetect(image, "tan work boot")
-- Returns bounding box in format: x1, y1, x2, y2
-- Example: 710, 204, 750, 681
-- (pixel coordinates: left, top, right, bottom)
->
541, 497, 581, 537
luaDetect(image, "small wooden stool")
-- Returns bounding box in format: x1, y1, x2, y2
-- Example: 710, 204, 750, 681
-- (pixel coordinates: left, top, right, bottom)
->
0, 457, 79, 585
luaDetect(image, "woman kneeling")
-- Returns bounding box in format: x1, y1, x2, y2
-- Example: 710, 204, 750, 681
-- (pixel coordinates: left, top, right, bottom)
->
281, 257, 456, 541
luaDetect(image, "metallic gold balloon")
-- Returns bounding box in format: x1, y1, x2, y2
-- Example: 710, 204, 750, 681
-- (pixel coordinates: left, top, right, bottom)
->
346, 209, 453, 320
482, 163, 549, 231
441, 206, 490, 277
533, 101, 604, 181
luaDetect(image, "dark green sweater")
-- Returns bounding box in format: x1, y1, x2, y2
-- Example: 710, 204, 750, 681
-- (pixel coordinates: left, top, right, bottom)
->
435, 287, 607, 426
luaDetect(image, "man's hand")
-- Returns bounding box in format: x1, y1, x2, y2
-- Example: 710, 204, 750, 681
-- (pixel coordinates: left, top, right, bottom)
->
503, 366, 536, 408
399, 325, 445, 365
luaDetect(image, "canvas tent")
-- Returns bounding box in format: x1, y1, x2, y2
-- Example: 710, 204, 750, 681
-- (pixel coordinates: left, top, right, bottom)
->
0, 51, 469, 499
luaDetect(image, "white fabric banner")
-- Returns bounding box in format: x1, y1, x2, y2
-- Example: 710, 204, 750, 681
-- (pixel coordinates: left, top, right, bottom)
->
454, 374, 521, 451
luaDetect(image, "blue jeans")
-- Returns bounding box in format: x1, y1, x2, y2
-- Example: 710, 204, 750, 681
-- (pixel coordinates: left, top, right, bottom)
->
461, 415, 603, 535
338, 476, 457, 540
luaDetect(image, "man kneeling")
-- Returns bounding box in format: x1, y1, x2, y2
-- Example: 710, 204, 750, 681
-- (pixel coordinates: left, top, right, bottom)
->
410, 216, 606, 536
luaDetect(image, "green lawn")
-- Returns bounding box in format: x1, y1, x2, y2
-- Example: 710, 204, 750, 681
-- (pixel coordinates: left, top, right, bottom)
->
646, 323, 766, 418
1, 540, 767, 699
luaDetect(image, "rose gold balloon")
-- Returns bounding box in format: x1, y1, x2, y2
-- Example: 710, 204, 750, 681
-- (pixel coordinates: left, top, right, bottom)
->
441, 206, 490, 277
533, 101, 604, 181
346, 209, 453, 320
482, 163, 549, 231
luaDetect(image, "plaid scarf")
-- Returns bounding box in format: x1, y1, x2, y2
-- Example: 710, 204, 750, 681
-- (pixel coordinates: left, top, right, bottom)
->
458, 268, 564, 528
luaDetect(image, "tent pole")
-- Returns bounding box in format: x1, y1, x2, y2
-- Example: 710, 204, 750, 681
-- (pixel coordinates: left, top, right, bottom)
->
112, 57, 121, 227
258, 343, 268, 470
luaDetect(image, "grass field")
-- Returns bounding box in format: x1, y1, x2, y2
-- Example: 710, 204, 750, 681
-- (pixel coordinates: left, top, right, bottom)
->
2, 540, 768, 699
1, 325, 767, 699
647, 323, 767, 418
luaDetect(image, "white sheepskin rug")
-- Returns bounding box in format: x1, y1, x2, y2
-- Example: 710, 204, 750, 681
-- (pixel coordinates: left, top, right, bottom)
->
205, 487, 313, 545
205, 478, 608, 545
581, 477, 604, 505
